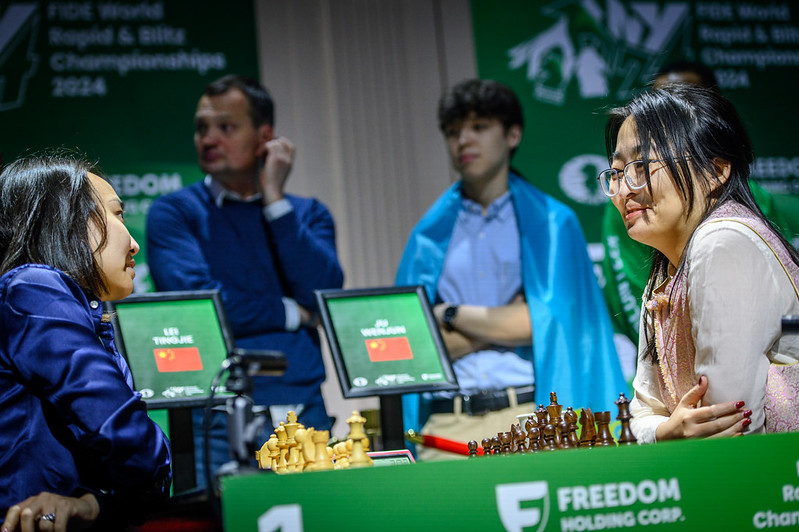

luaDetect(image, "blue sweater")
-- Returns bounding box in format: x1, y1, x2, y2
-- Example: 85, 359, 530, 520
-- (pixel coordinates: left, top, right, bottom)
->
146, 181, 344, 406
0, 265, 171, 524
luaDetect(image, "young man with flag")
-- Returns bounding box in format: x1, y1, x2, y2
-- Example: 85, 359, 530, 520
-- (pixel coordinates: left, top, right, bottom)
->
146, 75, 343, 482
396, 79, 625, 460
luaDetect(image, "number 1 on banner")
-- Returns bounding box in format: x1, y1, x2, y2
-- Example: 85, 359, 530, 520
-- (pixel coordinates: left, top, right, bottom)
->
258, 505, 303, 532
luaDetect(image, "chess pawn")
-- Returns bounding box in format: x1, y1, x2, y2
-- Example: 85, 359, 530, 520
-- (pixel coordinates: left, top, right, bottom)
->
524, 415, 539, 453
348, 437, 371, 468
467, 440, 479, 458
615, 393, 637, 446
289, 425, 308, 473
481, 438, 492, 457
541, 424, 558, 451
513, 427, 527, 454
499, 432, 512, 455
490, 436, 501, 455
558, 418, 573, 449
333, 441, 350, 469
595, 411, 616, 447
527, 426, 541, 453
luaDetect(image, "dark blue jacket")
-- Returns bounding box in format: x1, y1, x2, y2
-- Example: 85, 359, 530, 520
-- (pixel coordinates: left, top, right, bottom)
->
0, 265, 171, 524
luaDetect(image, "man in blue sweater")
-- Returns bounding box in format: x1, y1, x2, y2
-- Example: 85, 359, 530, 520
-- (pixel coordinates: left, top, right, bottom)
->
146, 75, 343, 481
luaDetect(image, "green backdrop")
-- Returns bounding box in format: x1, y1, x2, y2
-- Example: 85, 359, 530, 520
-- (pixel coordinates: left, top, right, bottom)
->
470, 0, 799, 247
0, 0, 259, 291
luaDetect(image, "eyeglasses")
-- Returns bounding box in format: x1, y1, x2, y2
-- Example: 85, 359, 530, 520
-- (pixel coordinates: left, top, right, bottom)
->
597, 159, 672, 197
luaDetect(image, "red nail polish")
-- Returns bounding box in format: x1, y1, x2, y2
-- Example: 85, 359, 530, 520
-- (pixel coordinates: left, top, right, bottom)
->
743, 409, 752, 418
735, 401, 745, 409
742, 418, 752, 427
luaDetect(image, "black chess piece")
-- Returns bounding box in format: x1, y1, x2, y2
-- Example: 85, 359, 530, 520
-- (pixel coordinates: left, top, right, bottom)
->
579, 408, 596, 448
594, 411, 616, 447
564, 407, 581, 448
535, 404, 548, 427
512, 424, 527, 453
490, 435, 501, 455
527, 426, 541, 453
541, 424, 558, 451
481, 438, 492, 457
500, 432, 512, 455
468, 440, 479, 458
615, 393, 637, 446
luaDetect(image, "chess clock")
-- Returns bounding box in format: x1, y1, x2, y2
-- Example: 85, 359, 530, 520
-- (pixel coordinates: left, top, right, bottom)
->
367, 449, 416, 466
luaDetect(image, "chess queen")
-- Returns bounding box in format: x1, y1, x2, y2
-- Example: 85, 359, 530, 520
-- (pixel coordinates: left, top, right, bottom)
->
599, 82, 799, 442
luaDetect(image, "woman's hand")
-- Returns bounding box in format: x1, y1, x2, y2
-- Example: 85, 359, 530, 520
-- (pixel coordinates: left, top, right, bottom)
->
2, 492, 99, 532
655, 375, 752, 441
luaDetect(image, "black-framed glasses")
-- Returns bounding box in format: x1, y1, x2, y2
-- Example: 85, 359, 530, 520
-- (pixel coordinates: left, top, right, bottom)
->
597, 159, 671, 197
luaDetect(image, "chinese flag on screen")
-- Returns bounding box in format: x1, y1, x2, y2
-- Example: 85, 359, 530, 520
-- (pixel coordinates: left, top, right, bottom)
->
153, 347, 203, 372
364, 337, 413, 362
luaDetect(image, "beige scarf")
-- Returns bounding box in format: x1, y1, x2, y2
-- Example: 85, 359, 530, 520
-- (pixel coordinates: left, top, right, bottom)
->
646, 201, 799, 432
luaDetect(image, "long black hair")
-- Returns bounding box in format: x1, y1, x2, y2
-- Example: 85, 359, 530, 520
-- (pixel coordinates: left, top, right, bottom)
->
0, 151, 109, 297
605, 82, 799, 362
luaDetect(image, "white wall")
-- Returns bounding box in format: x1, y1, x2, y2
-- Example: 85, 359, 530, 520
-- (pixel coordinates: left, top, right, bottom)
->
254, 0, 477, 437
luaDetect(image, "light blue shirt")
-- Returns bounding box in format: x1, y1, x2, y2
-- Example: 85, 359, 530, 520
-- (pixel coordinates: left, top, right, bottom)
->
437, 191, 534, 394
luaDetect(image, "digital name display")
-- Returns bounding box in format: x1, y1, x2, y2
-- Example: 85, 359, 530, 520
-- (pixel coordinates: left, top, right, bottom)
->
108, 291, 234, 408
316, 286, 458, 398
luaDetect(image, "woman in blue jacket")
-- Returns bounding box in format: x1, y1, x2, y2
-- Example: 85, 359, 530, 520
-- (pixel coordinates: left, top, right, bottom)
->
0, 153, 171, 531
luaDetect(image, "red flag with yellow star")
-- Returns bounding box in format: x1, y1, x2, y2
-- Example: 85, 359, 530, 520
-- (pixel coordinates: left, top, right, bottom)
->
153, 347, 203, 372
364, 337, 413, 362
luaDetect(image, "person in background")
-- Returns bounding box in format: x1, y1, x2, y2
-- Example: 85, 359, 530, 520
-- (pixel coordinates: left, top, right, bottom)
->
600, 60, 791, 353
396, 79, 625, 460
1, 153, 171, 531
146, 75, 343, 485
600, 83, 799, 442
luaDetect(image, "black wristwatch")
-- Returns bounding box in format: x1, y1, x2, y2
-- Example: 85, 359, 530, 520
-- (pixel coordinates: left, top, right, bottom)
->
442, 304, 459, 332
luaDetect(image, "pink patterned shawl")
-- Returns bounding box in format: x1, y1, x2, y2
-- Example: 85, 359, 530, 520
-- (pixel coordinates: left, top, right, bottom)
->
645, 201, 799, 433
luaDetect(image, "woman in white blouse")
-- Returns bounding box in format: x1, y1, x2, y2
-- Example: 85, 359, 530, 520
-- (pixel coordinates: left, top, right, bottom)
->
598, 82, 799, 443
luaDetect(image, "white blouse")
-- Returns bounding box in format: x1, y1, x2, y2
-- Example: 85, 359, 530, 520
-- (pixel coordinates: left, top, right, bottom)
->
630, 220, 799, 443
